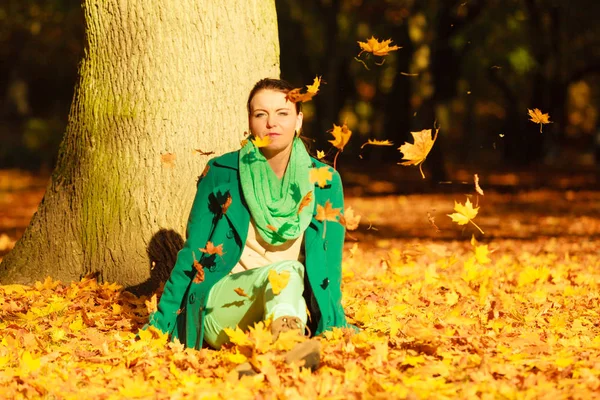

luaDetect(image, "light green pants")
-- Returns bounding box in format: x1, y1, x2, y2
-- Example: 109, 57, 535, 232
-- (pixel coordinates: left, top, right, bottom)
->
203, 260, 308, 349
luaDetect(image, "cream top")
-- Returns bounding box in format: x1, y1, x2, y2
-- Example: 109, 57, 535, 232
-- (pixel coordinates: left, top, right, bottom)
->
231, 219, 304, 273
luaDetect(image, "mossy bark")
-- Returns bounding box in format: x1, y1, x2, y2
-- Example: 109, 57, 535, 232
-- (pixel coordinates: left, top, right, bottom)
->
0, 0, 280, 293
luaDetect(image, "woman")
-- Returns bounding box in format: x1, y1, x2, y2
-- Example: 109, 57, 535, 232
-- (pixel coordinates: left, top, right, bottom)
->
147, 78, 349, 359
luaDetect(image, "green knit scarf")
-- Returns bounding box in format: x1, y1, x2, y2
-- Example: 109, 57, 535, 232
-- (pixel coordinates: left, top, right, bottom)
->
239, 137, 315, 245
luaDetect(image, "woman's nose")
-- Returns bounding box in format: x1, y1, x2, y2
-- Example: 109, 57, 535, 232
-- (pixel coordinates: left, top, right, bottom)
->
266, 114, 277, 128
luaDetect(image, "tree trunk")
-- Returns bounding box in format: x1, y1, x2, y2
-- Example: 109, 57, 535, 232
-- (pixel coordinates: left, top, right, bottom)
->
0, 0, 280, 293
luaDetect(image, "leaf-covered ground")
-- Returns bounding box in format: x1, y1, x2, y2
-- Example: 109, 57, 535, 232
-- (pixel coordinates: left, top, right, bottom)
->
1, 170, 600, 399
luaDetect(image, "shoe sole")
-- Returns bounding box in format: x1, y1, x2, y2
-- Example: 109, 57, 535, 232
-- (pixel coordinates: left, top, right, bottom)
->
284, 339, 321, 371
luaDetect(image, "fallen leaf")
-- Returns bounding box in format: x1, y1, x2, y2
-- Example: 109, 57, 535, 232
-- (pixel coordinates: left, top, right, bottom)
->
339, 206, 361, 230
528, 108, 551, 132
316, 200, 341, 223
192, 254, 205, 283
200, 241, 224, 257
267, 225, 278, 232
268, 270, 291, 295
360, 139, 394, 149
221, 194, 232, 215
298, 191, 313, 214
398, 128, 438, 179
194, 149, 215, 156
145, 294, 157, 314
310, 167, 333, 188
251, 136, 272, 148
358, 36, 401, 57
287, 76, 321, 103
234, 288, 250, 298
328, 123, 352, 152
448, 197, 484, 234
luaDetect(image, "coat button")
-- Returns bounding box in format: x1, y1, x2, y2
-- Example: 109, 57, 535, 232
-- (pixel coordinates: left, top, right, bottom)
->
226, 229, 234, 239
189, 294, 195, 304
323, 240, 328, 251
321, 278, 329, 290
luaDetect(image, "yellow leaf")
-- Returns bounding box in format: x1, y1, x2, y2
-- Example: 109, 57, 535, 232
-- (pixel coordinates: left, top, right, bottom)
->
446, 291, 459, 306
471, 235, 491, 264
528, 108, 551, 132
69, 316, 85, 332
287, 76, 321, 103
224, 326, 253, 346
358, 36, 401, 57
447, 197, 484, 234
328, 123, 352, 151
474, 174, 484, 195
316, 150, 325, 159
339, 206, 361, 230
251, 135, 272, 148
309, 166, 333, 188
21, 351, 41, 373
268, 269, 290, 295
360, 139, 394, 149
398, 128, 438, 179
315, 200, 341, 223
225, 349, 248, 364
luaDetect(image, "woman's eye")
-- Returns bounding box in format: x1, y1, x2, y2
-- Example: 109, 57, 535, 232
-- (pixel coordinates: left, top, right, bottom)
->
255, 113, 266, 118
278, 112, 289, 116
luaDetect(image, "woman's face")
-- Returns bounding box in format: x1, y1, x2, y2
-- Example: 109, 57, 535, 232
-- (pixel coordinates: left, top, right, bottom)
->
249, 89, 303, 158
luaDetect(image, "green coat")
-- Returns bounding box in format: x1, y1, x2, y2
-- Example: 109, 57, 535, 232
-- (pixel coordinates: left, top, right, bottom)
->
149, 150, 348, 349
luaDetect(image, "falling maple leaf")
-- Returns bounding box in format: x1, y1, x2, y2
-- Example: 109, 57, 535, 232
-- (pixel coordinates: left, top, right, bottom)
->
528, 108, 551, 133
145, 294, 157, 314
471, 235, 491, 265
199, 241, 224, 257
474, 174, 484, 196
268, 270, 290, 295
328, 123, 352, 152
357, 36, 401, 57
286, 76, 322, 103
398, 128, 439, 179
251, 136, 272, 148
297, 191, 313, 214
309, 167, 333, 188
221, 194, 232, 214
192, 253, 205, 283
427, 211, 441, 233
339, 206, 361, 231
360, 139, 394, 149
447, 197, 484, 234
316, 200, 341, 223
234, 288, 250, 298
194, 149, 215, 156
316, 150, 325, 159
240, 139, 249, 148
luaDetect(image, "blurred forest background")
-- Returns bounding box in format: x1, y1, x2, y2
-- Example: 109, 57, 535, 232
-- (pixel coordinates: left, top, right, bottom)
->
1, 0, 599, 186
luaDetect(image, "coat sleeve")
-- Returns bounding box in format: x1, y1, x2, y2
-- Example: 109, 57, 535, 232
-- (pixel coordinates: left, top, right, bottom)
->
147, 159, 216, 337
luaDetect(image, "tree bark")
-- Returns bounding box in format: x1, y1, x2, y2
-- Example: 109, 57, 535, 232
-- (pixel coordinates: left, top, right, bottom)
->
0, 0, 280, 293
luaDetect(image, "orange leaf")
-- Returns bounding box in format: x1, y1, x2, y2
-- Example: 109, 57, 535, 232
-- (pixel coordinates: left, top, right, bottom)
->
298, 191, 313, 214
309, 167, 333, 188
221, 194, 232, 214
161, 152, 176, 168
145, 294, 157, 314
251, 136, 272, 148
200, 164, 210, 179
398, 128, 438, 179
287, 76, 321, 103
360, 139, 394, 149
328, 123, 352, 152
474, 174, 484, 196
192, 254, 205, 284
200, 241, 224, 257
339, 206, 361, 230
528, 108, 551, 132
315, 200, 341, 222
234, 288, 250, 298
266, 225, 278, 232
358, 36, 401, 57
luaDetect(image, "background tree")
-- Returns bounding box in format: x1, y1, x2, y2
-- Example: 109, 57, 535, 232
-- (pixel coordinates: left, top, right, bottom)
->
0, 0, 280, 292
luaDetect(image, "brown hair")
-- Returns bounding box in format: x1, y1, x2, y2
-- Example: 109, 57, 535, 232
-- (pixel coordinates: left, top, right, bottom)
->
247, 78, 302, 115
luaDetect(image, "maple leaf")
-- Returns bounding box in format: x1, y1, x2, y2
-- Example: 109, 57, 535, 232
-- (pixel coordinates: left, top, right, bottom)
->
251, 135, 272, 148
194, 149, 215, 156
339, 206, 361, 230
358, 36, 401, 57
447, 197, 484, 234
328, 123, 352, 152
221, 194, 232, 214
297, 191, 313, 214
233, 288, 250, 298
316, 150, 325, 159
192, 253, 205, 283
360, 139, 394, 149
199, 241, 224, 257
266, 225, 278, 232
287, 76, 321, 103
268, 270, 290, 295
200, 164, 210, 179
145, 294, 157, 314
528, 108, 551, 133
240, 139, 249, 148
309, 166, 333, 188
474, 174, 484, 196
316, 200, 341, 223
398, 128, 438, 179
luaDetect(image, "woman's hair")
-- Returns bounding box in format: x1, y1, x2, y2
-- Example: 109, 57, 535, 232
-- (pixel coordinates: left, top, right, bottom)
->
247, 78, 302, 115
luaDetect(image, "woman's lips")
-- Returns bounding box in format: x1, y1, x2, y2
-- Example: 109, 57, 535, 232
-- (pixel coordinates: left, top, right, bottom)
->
267, 133, 281, 137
